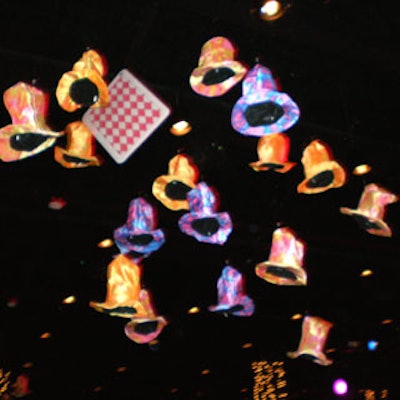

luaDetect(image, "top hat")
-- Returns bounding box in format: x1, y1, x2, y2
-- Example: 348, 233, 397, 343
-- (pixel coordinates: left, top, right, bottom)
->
113, 197, 165, 260
231, 63, 300, 137
297, 139, 347, 194
190, 36, 248, 97
89, 254, 147, 318
249, 133, 297, 173
209, 265, 255, 317
54, 121, 102, 168
152, 153, 199, 211
287, 315, 334, 366
340, 183, 398, 237
178, 182, 233, 245
56, 49, 109, 112
255, 226, 307, 286
124, 288, 168, 344
0, 82, 63, 162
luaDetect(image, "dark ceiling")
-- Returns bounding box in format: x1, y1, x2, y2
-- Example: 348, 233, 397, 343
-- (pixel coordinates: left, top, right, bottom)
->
1, 1, 400, 399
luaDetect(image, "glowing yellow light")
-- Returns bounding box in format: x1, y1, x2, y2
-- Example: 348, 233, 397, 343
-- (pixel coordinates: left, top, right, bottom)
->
360, 269, 373, 277
62, 295, 76, 304
353, 164, 372, 175
40, 332, 52, 339
242, 342, 253, 349
97, 238, 114, 248
291, 313, 303, 320
188, 306, 200, 314
261, 1, 281, 16
170, 120, 192, 136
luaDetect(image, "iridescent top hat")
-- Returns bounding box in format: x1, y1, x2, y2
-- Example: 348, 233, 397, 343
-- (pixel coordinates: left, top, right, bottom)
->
340, 183, 398, 237
56, 49, 109, 112
231, 63, 300, 137
190, 36, 248, 97
287, 315, 334, 366
113, 197, 165, 260
209, 265, 255, 317
54, 121, 102, 168
89, 254, 147, 318
249, 132, 297, 173
152, 153, 199, 211
0, 82, 63, 162
255, 226, 307, 286
297, 139, 347, 194
178, 182, 233, 245
124, 288, 168, 344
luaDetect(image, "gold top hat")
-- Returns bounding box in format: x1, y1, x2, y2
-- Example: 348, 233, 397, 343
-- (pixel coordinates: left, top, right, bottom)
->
190, 36, 248, 97
152, 153, 199, 211
287, 315, 333, 366
297, 139, 347, 194
340, 183, 398, 237
89, 254, 147, 318
255, 226, 307, 286
54, 121, 102, 168
249, 133, 297, 173
0, 82, 62, 162
56, 49, 109, 112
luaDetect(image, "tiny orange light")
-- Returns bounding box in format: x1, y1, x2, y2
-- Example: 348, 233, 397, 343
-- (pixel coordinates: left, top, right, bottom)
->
291, 313, 303, 320
116, 366, 127, 373
201, 369, 210, 375
353, 164, 371, 175
40, 332, 52, 339
360, 269, 373, 277
97, 238, 114, 248
62, 295, 76, 304
242, 342, 253, 349
188, 306, 200, 314
170, 120, 192, 136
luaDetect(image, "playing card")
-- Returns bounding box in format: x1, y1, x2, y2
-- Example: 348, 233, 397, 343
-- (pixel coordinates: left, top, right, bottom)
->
82, 69, 171, 164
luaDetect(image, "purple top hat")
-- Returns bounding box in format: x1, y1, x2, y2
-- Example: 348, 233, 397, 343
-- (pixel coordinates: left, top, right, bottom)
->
209, 266, 255, 317
178, 182, 233, 245
113, 197, 165, 259
231, 63, 300, 137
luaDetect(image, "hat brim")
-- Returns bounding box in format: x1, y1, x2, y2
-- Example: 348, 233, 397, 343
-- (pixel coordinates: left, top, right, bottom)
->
286, 350, 333, 366
0, 124, 62, 162
340, 207, 392, 237
178, 211, 232, 245
249, 160, 296, 173
152, 175, 196, 211
89, 301, 140, 319
190, 61, 247, 97
297, 161, 347, 194
231, 90, 300, 136
54, 146, 102, 168
255, 261, 307, 286
124, 317, 167, 344
209, 295, 254, 316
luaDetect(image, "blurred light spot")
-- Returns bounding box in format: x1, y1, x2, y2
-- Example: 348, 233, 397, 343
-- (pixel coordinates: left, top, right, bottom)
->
353, 164, 371, 175
291, 313, 303, 320
93, 386, 102, 393
332, 378, 348, 396
188, 306, 200, 314
170, 120, 192, 136
116, 366, 127, 373
22, 362, 34, 369
97, 238, 114, 248
381, 319, 393, 325
201, 369, 210, 375
40, 332, 52, 339
62, 295, 76, 304
347, 340, 361, 349
360, 269, 373, 277
48, 196, 67, 210
367, 340, 379, 351
6, 296, 18, 308
170, 387, 179, 393
242, 342, 253, 349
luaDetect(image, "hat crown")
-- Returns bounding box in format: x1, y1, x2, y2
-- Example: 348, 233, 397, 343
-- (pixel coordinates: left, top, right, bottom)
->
73, 49, 106, 76
168, 154, 198, 182
3, 82, 49, 128
198, 36, 236, 66
126, 197, 157, 231
63, 121, 96, 155
267, 227, 305, 267
188, 182, 218, 214
302, 140, 334, 166
256, 133, 291, 162
242, 63, 277, 96
217, 266, 245, 304
357, 183, 398, 218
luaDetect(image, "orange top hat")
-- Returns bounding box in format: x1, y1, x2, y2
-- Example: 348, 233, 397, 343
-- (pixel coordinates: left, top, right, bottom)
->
297, 139, 347, 194
152, 153, 199, 211
124, 289, 168, 344
287, 315, 334, 366
340, 183, 398, 237
90, 254, 147, 318
54, 121, 102, 168
249, 133, 297, 173
56, 49, 109, 112
255, 226, 307, 286
0, 82, 62, 162
190, 36, 248, 97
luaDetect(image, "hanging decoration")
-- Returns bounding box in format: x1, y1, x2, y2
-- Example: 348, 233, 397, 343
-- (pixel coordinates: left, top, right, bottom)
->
231, 63, 300, 137
152, 153, 199, 211
340, 183, 398, 237
189, 36, 248, 97
209, 265, 255, 317
0, 82, 63, 162
297, 139, 347, 194
178, 182, 233, 245
255, 226, 307, 286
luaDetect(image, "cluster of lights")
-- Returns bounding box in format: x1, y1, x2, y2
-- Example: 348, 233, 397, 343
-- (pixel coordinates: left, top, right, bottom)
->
359, 388, 389, 399
252, 360, 288, 400
0, 369, 11, 396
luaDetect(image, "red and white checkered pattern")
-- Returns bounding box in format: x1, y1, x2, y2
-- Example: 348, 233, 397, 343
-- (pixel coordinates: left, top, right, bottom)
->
83, 69, 171, 164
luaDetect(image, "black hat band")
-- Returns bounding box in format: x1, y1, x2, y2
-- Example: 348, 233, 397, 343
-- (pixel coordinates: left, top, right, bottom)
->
133, 320, 158, 334
244, 101, 284, 127
352, 214, 381, 231
266, 266, 298, 281
306, 170, 334, 188
69, 78, 99, 107
10, 133, 49, 151
202, 67, 235, 85
127, 234, 154, 246
191, 217, 220, 237
165, 180, 192, 200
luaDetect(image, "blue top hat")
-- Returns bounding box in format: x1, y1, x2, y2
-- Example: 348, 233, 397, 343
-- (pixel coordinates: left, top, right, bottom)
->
113, 197, 165, 259
231, 63, 300, 137
178, 182, 233, 245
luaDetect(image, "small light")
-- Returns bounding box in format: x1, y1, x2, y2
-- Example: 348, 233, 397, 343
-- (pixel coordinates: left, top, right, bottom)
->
332, 378, 348, 396
48, 196, 67, 210
242, 342, 253, 349
62, 295, 76, 304
200, 369, 210, 375
360, 269, 373, 277
381, 319, 393, 325
40, 332, 52, 339
353, 164, 372, 175
116, 366, 127, 373
170, 120, 192, 136
93, 386, 102, 393
291, 313, 303, 320
97, 238, 114, 248
259, 0, 291, 21
367, 340, 379, 351
188, 306, 200, 314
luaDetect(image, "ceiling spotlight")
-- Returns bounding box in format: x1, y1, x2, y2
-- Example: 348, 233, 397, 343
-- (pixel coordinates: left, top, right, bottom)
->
258, 0, 292, 21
